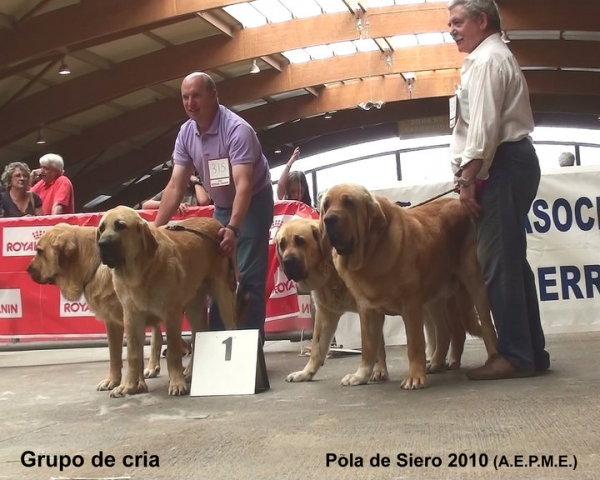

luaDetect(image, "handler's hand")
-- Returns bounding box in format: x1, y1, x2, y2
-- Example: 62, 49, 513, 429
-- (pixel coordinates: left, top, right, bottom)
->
459, 183, 481, 218
218, 227, 236, 256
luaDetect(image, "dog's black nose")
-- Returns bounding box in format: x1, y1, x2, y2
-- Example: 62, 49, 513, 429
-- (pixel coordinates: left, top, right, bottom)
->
282, 256, 304, 282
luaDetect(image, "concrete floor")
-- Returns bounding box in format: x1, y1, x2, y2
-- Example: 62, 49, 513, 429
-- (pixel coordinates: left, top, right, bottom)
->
0, 332, 598, 480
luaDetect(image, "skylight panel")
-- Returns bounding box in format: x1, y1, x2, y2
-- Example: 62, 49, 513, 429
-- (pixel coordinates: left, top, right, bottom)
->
367, 0, 395, 7
315, 0, 349, 13
304, 44, 334, 60
223, 3, 267, 28
506, 30, 560, 40
354, 38, 379, 52
251, 0, 293, 23
329, 41, 357, 56
280, 0, 322, 18
443, 32, 454, 43
390, 34, 418, 48
562, 31, 600, 41
395, 0, 425, 4
416, 32, 445, 45
281, 48, 312, 63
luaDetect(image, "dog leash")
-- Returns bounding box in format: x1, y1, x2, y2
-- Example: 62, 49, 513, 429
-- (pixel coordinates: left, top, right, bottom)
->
164, 224, 240, 287
408, 187, 459, 209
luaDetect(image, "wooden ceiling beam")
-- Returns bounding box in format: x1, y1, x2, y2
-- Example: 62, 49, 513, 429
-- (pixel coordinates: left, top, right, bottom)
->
0, 0, 249, 68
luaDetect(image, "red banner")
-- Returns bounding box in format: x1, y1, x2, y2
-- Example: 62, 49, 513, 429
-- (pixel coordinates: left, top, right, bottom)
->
0, 201, 318, 342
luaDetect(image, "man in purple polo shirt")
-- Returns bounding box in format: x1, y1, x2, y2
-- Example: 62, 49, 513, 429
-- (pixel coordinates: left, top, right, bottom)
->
155, 72, 274, 337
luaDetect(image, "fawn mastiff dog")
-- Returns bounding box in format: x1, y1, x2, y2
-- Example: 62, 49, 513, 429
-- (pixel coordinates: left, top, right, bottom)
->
321, 184, 497, 390
27, 223, 208, 393
97, 206, 241, 397
275, 218, 388, 384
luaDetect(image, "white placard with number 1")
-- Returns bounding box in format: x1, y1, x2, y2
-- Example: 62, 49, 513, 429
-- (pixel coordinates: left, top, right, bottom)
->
190, 329, 269, 396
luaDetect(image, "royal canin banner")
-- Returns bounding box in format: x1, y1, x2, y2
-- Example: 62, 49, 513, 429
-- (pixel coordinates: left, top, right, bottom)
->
0, 201, 318, 342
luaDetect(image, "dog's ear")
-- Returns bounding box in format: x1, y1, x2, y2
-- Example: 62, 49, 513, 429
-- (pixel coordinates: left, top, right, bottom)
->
56, 233, 78, 268
311, 223, 330, 259
139, 219, 158, 256
366, 193, 387, 236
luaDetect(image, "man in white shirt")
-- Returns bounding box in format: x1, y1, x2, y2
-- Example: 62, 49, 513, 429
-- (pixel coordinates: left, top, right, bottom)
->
447, 0, 550, 380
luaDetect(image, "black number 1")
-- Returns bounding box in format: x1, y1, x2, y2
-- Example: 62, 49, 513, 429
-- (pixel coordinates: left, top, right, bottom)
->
222, 336, 233, 361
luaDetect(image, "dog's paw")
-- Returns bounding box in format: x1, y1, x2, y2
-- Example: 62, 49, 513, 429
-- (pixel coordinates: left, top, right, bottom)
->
370, 367, 389, 382
426, 362, 445, 374
109, 380, 148, 398
341, 373, 369, 386
168, 381, 190, 396
400, 373, 426, 390
144, 365, 161, 379
286, 370, 314, 382
446, 360, 461, 371
96, 378, 120, 391
183, 364, 193, 383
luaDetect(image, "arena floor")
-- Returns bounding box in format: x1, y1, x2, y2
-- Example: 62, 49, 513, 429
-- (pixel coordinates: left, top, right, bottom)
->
0, 331, 598, 480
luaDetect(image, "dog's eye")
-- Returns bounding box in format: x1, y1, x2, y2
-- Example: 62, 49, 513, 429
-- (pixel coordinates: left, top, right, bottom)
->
293, 235, 305, 246
322, 199, 330, 213
35, 247, 43, 256
278, 238, 287, 252
114, 220, 127, 231
98, 224, 105, 234
342, 196, 354, 208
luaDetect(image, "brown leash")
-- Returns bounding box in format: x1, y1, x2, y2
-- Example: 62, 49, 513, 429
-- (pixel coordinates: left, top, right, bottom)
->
408, 187, 459, 209
164, 224, 240, 287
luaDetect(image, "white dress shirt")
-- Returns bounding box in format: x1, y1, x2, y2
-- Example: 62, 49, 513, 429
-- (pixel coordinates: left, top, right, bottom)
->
450, 32, 535, 180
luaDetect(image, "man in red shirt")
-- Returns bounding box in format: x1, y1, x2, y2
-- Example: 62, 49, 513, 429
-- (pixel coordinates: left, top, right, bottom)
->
30, 153, 75, 215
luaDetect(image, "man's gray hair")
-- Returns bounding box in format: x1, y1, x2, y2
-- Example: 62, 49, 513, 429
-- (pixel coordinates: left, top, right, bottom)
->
39, 153, 64, 173
558, 152, 575, 167
447, 0, 502, 31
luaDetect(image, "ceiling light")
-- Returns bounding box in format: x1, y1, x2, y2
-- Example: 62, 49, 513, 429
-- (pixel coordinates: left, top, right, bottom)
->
274, 148, 282, 154
58, 58, 71, 75
501, 31, 511, 43
324, 112, 332, 119
358, 100, 385, 111
250, 59, 260, 74
35, 128, 46, 145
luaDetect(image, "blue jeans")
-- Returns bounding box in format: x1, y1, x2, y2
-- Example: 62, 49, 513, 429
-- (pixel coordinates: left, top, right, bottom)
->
209, 184, 274, 338
476, 138, 550, 371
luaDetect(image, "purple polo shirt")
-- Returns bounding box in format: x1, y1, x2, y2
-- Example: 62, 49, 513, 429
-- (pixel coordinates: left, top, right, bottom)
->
172, 105, 271, 208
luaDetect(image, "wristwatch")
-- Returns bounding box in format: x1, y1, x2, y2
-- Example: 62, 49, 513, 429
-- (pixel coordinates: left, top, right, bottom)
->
225, 224, 240, 238
193, 178, 203, 186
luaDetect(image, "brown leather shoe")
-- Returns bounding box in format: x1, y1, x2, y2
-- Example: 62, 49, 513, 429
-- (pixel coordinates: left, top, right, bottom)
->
467, 355, 535, 381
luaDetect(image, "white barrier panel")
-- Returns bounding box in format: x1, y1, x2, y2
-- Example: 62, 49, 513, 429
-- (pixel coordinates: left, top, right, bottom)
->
334, 166, 600, 349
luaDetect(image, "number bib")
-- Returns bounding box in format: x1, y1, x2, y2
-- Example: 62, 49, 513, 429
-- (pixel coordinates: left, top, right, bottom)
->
208, 157, 230, 187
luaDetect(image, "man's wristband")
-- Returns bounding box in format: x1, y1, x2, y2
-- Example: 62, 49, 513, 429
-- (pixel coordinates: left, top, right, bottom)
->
226, 224, 240, 237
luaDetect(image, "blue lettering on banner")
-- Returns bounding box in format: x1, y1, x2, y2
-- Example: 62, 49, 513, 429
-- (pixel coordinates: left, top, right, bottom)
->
538, 265, 600, 301
525, 197, 598, 234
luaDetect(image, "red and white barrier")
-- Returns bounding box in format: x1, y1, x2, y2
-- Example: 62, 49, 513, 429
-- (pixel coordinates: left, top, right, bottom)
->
0, 201, 318, 343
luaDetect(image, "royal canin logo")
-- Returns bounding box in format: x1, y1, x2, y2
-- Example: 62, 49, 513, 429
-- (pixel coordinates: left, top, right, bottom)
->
0, 289, 23, 318
2, 227, 49, 257
60, 293, 95, 318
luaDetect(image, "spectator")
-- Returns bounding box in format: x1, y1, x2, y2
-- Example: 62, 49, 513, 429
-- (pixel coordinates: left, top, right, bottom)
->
558, 152, 575, 167
154, 72, 273, 338
0, 162, 43, 217
141, 174, 212, 212
276, 147, 312, 206
30, 153, 75, 215
448, 0, 550, 380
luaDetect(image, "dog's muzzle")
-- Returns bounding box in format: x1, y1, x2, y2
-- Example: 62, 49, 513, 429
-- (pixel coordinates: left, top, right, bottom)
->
323, 214, 353, 256
97, 237, 121, 268
281, 255, 306, 282
26, 263, 54, 285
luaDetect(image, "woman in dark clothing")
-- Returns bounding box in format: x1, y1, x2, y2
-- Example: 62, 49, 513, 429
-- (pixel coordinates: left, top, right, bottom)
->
1, 162, 43, 217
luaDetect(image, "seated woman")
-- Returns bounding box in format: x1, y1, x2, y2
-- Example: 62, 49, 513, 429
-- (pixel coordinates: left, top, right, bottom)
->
276, 147, 313, 207
140, 174, 212, 211
0, 162, 43, 217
